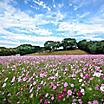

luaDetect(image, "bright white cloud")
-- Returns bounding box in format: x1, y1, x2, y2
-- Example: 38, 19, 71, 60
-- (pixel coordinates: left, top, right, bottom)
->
0, 0, 104, 48
0, 0, 53, 37
33, 0, 51, 12
58, 22, 104, 34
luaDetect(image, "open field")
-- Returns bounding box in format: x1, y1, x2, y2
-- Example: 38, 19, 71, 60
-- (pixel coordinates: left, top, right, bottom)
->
0, 55, 104, 104
30, 49, 88, 56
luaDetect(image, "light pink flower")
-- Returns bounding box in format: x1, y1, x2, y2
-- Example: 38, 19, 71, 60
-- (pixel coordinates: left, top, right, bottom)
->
64, 82, 68, 87
40, 72, 46, 78
53, 85, 57, 90
71, 83, 74, 87
51, 96, 54, 100
23, 77, 27, 81
67, 90, 72, 96
92, 100, 99, 104
87, 101, 92, 104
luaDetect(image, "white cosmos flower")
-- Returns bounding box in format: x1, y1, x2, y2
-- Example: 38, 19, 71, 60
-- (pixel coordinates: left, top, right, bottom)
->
81, 83, 85, 87
100, 84, 104, 92
79, 79, 83, 82
45, 93, 49, 97
11, 76, 16, 83
33, 81, 36, 85
80, 88, 85, 95
93, 72, 102, 77
18, 77, 21, 82
40, 81, 44, 85
30, 93, 33, 98
4, 78, 8, 82
55, 72, 58, 77
2, 83, 6, 88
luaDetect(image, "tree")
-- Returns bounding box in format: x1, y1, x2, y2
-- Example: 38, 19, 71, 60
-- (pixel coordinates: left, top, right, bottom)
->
77, 40, 88, 51
52, 41, 61, 51
96, 41, 104, 54
61, 38, 77, 50
87, 41, 97, 53
16, 44, 41, 55
44, 41, 61, 51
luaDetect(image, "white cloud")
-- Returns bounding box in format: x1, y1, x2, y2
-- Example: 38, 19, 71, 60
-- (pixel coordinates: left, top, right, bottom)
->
0, 0, 55, 47
35, 28, 52, 36
55, 10, 64, 21
0, 0, 103, 48
0, 26, 62, 47
0, 40, 18, 45
0, 0, 53, 35
1, 30, 62, 42
77, 12, 90, 19
72, 0, 91, 11
58, 22, 104, 34
33, 0, 51, 12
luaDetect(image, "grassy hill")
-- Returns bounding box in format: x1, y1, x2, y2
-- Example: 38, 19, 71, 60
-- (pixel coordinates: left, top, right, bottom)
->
30, 49, 88, 55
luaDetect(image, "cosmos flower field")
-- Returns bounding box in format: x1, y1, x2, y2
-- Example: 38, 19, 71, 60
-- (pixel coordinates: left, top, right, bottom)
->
0, 55, 104, 104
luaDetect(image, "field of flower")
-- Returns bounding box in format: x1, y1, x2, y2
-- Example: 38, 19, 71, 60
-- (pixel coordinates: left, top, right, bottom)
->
0, 55, 104, 104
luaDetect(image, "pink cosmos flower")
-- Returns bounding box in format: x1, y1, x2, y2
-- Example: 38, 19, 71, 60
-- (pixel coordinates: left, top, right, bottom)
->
67, 90, 72, 96
62, 88, 67, 94
95, 85, 99, 90
40, 72, 46, 78
57, 93, 64, 101
82, 68, 87, 71
78, 91, 83, 97
23, 77, 27, 81
44, 99, 50, 104
53, 85, 57, 90
92, 100, 99, 104
40, 95, 43, 104
64, 82, 68, 87
51, 96, 54, 100
84, 74, 90, 79
87, 101, 92, 104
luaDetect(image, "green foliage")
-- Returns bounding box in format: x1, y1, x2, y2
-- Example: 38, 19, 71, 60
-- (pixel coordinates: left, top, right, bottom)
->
61, 38, 77, 50
16, 44, 41, 55
44, 41, 61, 51
77, 40, 88, 51
0, 44, 42, 56
0, 48, 17, 56
78, 40, 104, 54
0, 38, 104, 56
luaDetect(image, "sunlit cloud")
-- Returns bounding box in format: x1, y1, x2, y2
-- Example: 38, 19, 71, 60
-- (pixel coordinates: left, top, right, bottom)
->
0, 0, 104, 47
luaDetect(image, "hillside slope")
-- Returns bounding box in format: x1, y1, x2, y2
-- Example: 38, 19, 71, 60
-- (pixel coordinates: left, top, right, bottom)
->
30, 49, 88, 55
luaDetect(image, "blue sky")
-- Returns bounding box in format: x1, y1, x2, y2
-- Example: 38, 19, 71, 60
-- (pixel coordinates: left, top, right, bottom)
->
0, 0, 104, 47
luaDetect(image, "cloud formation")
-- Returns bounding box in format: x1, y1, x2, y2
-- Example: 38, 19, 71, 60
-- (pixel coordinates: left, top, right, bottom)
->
0, 0, 104, 47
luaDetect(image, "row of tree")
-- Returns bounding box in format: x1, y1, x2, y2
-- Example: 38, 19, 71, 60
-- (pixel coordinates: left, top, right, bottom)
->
0, 38, 104, 56
43, 38, 104, 54
0, 44, 42, 56
44, 38, 77, 51
78, 40, 104, 54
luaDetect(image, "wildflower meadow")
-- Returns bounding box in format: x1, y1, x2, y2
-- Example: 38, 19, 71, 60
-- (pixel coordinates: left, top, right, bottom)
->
0, 55, 104, 104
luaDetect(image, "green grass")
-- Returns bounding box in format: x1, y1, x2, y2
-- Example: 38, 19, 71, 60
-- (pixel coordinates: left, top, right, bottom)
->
30, 49, 88, 55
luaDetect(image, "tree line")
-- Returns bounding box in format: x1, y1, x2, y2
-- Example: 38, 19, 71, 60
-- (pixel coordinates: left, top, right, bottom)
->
0, 38, 104, 56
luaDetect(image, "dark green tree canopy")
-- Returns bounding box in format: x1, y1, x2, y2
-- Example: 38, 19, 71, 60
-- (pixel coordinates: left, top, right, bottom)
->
61, 38, 77, 50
